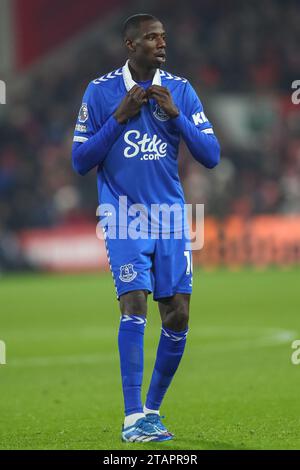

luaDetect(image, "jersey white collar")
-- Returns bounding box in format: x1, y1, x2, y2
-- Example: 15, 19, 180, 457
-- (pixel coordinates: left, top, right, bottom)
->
122, 60, 162, 92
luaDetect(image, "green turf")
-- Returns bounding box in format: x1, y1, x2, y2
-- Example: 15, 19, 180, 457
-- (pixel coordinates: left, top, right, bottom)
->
0, 269, 300, 450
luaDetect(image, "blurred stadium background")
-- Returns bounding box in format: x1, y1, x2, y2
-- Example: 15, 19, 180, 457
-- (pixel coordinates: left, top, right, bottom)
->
1, 0, 300, 450
0, 0, 299, 272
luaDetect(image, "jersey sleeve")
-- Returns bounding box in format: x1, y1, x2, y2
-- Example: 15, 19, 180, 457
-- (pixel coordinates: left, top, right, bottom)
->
72, 81, 126, 176
172, 80, 220, 168
73, 82, 101, 144
182, 81, 215, 135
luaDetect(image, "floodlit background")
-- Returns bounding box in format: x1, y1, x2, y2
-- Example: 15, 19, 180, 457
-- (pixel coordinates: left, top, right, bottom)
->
0, 0, 300, 450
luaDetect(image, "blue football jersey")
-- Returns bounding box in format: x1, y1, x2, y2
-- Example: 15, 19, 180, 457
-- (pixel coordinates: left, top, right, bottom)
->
73, 61, 215, 234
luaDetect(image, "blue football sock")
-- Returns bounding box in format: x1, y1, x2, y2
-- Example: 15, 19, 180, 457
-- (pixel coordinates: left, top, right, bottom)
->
145, 326, 188, 411
118, 315, 147, 416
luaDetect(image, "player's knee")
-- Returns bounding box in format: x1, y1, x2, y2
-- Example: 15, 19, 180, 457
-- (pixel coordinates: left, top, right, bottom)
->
163, 297, 190, 331
119, 290, 148, 316
170, 308, 189, 331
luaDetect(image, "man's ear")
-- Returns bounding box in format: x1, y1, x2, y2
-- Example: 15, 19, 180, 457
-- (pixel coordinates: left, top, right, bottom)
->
125, 38, 136, 53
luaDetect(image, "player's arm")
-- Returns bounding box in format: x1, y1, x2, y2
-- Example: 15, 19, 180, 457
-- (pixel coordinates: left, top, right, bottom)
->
72, 115, 125, 176
72, 84, 147, 176
72, 82, 122, 176
148, 84, 220, 169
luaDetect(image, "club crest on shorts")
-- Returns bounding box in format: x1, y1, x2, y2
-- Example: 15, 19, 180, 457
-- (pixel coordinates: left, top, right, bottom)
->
78, 103, 89, 123
119, 264, 137, 283
153, 104, 170, 121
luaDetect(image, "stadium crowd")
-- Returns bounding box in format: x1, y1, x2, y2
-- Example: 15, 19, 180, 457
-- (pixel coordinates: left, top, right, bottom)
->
0, 0, 299, 256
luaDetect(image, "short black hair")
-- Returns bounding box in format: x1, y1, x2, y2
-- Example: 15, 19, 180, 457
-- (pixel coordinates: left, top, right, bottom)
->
122, 13, 159, 40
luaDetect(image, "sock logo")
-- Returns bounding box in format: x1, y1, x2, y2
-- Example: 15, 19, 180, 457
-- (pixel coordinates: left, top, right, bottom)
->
121, 315, 146, 326
162, 328, 188, 342
119, 264, 137, 282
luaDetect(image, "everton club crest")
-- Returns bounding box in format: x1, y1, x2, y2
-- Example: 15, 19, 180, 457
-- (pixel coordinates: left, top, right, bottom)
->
153, 104, 170, 122
119, 264, 137, 283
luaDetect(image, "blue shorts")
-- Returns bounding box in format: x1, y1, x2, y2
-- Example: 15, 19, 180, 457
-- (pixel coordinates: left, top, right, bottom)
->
103, 230, 193, 301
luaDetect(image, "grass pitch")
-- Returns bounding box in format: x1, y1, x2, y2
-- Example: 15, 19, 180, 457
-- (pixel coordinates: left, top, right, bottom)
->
0, 269, 299, 450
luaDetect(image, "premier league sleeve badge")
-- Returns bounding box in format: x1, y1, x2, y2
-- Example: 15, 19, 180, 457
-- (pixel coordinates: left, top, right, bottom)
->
78, 103, 89, 123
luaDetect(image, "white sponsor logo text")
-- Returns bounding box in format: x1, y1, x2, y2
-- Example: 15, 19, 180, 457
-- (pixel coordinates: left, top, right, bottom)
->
192, 111, 208, 126
124, 130, 167, 160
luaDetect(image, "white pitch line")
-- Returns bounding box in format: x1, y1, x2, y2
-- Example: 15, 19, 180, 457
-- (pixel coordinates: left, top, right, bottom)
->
193, 329, 297, 354
8, 353, 115, 367
2, 325, 295, 341
5, 328, 297, 368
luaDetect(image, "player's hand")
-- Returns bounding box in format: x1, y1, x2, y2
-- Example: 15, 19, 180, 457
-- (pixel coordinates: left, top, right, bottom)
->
114, 85, 148, 124
147, 85, 179, 119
